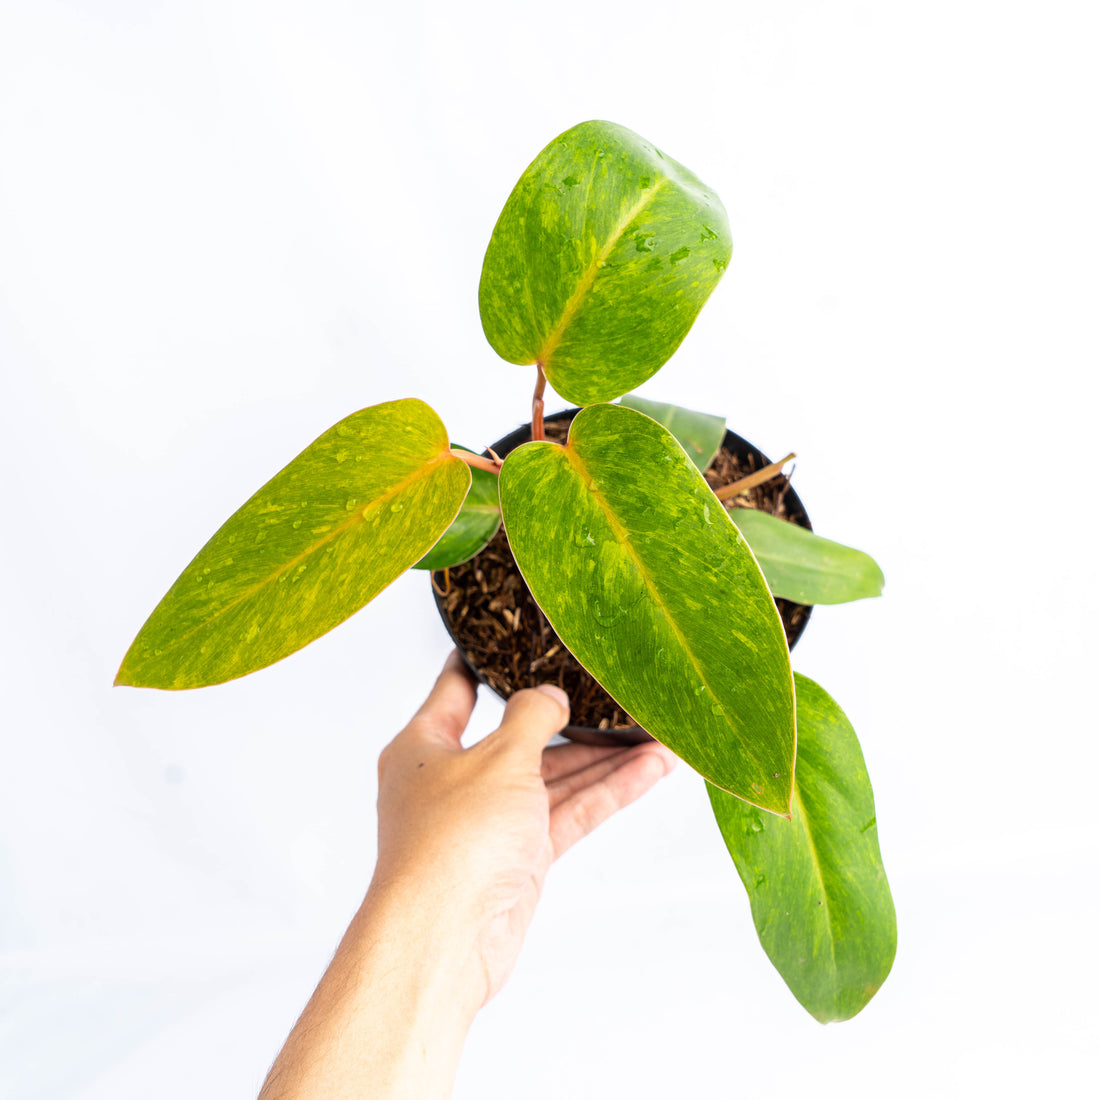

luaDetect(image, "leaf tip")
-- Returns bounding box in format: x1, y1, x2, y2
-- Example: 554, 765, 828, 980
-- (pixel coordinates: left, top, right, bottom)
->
755, 788, 794, 819
114, 663, 147, 689
114, 653, 136, 687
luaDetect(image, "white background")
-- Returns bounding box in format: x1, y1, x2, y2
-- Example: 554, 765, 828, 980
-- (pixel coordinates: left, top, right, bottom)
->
2, 1, 1097, 1097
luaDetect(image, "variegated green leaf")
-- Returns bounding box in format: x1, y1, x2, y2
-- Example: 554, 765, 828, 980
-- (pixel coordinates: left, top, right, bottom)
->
499, 403, 794, 814
480, 120, 732, 405
708, 673, 896, 1022
117, 400, 469, 689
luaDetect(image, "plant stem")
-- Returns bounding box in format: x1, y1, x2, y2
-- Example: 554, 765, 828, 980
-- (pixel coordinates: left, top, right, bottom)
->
713, 453, 796, 501
532, 363, 548, 442
451, 449, 502, 475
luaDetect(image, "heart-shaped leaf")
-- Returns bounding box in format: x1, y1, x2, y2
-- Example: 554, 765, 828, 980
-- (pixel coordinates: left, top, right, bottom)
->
480, 120, 732, 405
413, 449, 500, 570
619, 393, 726, 472
708, 673, 896, 1022
728, 508, 884, 604
499, 403, 794, 814
117, 399, 469, 689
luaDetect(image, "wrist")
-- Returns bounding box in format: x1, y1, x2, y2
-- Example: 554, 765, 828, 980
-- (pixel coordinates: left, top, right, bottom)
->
258, 876, 482, 1100
358, 871, 488, 1026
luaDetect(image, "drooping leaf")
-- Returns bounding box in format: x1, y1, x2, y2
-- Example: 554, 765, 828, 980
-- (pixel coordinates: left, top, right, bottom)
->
117, 400, 470, 689
499, 403, 794, 814
708, 673, 896, 1022
413, 448, 500, 570
728, 508, 884, 604
619, 393, 726, 473
479, 120, 732, 406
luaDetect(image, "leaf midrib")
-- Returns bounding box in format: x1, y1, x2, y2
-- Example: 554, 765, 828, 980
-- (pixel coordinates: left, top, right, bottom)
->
790, 778, 840, 989
745, 533, 845, 574
123, 450, 457, 675
536, 178, 669, 365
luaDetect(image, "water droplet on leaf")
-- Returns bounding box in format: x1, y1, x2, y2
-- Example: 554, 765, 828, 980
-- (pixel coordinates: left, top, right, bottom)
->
594, 601, 622, 627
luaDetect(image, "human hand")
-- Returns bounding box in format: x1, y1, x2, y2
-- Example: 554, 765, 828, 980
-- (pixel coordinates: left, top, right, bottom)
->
259, 653, 676, 1100
371, 650, 678, 1009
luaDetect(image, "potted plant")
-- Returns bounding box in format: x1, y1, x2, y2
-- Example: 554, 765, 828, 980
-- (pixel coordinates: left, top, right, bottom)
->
116, 120, 896, 1023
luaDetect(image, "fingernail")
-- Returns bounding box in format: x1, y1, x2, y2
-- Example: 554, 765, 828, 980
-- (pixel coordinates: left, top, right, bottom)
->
536, 684, 570, 709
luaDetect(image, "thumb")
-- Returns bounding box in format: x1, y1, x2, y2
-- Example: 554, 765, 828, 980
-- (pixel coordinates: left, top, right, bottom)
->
487, 684, 571, 763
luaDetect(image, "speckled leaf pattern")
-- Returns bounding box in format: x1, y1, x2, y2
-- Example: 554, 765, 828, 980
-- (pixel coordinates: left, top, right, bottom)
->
413, 449, 500, 570
479, 120, 732, 405
729, 508, 885, 604
499, 403, 794, 814
708, 673, 896, 1022
117, 400, 470, 689
619, 393, 726, 472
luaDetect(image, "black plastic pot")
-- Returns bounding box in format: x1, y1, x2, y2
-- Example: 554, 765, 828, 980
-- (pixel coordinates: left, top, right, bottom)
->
432, 408, 813, 746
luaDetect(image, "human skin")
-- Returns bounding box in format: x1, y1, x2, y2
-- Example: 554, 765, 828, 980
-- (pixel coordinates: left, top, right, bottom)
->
258, 652, 677, 1100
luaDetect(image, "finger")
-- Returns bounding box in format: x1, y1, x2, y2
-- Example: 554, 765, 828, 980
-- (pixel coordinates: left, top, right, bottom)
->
540, 742, 626, 784
483, 684, 570, 764
549, 745, 676, 861
406, 650, 478, 747
545, 746, 642, 806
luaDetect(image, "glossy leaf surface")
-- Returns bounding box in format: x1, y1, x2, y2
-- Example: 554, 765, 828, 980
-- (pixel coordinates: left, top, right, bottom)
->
117, 400, 469, 689
729, 508, 885, 604
414, 450, 500, 570
499, 403, 794, 813
619, 393, 726, 472
708, 673, 896, 1022
480, 120, 732, 405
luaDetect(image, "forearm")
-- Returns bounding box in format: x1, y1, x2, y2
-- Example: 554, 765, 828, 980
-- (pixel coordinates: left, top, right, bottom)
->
259, 878, 481, 1100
